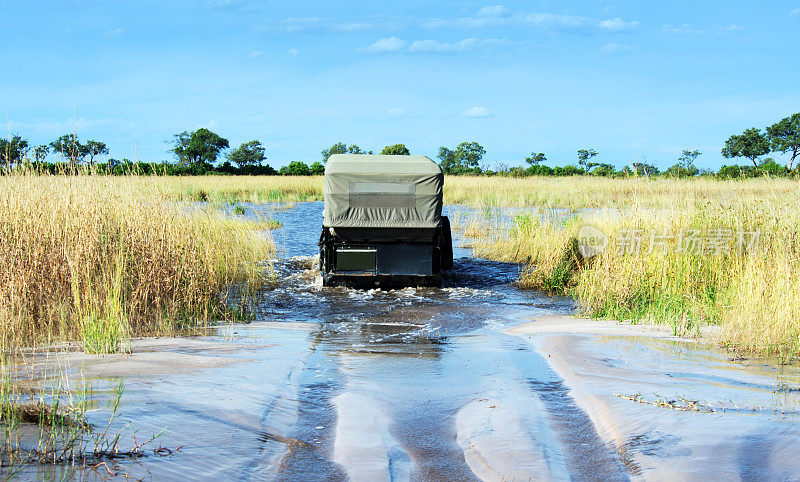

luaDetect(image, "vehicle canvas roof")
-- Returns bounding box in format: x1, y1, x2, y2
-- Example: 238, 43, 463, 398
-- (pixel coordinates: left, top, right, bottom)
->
323, 154, 443, 229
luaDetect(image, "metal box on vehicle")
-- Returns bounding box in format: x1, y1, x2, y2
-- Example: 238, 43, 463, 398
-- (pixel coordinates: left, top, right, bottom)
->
319, 154, 453, 288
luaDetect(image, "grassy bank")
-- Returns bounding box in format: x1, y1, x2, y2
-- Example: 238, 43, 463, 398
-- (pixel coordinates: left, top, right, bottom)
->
456, 177, 800, 358
0, 175, 274, 353
154, 175, 324, 203
444, 175, 800, 209
129, 174, 800, 211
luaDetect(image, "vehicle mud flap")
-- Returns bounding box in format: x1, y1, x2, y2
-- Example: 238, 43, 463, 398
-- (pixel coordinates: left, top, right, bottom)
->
441, 216, 453, 270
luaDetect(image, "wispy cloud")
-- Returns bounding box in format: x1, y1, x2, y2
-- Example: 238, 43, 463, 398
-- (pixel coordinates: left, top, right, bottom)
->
462, 106, 491, 118
790, 8, 800, 17
197, 120, 220, 130
259, 8, 639, 36
287, 48, 299, 57
408, 38, 508, 53
204, 0, 240, 8
662, 23, 745, 34
19, 117, 134, 135
203, 0, 260, 11
420, 12, 607, 31
476, 5, 510, 18
381, 107, 406, 116
248, 50, 264, 58
264, 17, 321, 33
662, 23, 703, 34
259, 16, 402, 34
716, 24, 745, 33
599, 42, 629, 53
363, 37, 406, 53
362, 37, 508, 54
102, 27, 126, 38
597, 18, 639, 31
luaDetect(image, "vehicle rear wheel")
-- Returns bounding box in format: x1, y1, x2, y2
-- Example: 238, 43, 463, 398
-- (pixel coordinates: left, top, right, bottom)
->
441, 216, 453, 270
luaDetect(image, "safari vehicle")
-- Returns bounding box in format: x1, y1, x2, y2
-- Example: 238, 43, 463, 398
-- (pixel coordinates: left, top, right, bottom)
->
319, 154, 453, 288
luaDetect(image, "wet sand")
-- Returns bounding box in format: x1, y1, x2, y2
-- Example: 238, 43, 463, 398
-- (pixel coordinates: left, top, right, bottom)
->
511, 315, 800, 480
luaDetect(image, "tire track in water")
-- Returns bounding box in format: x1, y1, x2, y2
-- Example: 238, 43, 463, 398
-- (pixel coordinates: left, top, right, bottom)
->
505, 336, 630, 480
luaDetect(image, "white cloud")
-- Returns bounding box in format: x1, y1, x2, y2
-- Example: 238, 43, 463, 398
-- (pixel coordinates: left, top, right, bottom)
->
408, 38, 507, 53
364, 37, 406, 53
260, 11, 639, 36
362, 37, 509, 55
663, 23, 744, 34
662, 23, 703, 34
790, 8, 800, 17
522, 13, 585, 28
248, 50, 264, 58
203, 0, 263, 10
716, 24, 745, 32
102, 27, 126, 37
198, 120, 220, 130
288, 48, 299, 57
462, 106, 491, 118
204, 0, 242, 9
382, 107, 406, 116
265, 17, 323, 33
476, 5, 510, 17
599, 42, 628, 53
336, 21, 380, 33
597, 17, 639, 31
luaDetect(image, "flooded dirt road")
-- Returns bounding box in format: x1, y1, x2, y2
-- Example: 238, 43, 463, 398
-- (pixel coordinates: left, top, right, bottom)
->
15, 202, 800, 480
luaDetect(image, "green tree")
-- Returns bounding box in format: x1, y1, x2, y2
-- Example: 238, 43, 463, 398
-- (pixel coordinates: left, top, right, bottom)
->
85, 140, 108, 165
33, 144, 50, 163
722, 128, 770, 167
454, 141, 486, 172
525, 152, 546, 165
591, 163, 616, 177
624, 162, 659, 176
380, 144, 410, 155
227, 140, 266, 167
0, 135, 30, 167
309, 161, 325, 175
50, 134, 87, 164
766, 113, 800, 169
321, 142, 372, 162
437, 147, 456, 174
577, 149, 598, 169
665, 162, 699, 178
172, 128, 229, 167
279, 161, 311, 176
437, 142, 486, 173
321, 142, 347, 163
677, 149, 701, 170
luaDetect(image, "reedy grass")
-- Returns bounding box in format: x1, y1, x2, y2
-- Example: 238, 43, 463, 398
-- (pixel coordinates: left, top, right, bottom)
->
457, 177, 800, 358
1, 372, 164, 475
126, 174, 800, 211
0, 174, 274, 353
156, 175, 324, 203
444, 175, 800, 209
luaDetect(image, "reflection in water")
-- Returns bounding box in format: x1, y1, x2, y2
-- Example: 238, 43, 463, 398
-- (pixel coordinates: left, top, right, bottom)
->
13, 202, 800, 480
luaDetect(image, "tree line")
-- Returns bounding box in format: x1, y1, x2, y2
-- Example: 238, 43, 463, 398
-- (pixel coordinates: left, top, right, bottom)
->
1, 112, 797, 178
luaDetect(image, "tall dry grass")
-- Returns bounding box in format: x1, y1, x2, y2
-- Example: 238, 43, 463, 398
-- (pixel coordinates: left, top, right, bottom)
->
152, 175, 324, 203
0, 175, 273, 352
133, 174, 800, 210
444, 175, 799, 209
457, 176, 800, 357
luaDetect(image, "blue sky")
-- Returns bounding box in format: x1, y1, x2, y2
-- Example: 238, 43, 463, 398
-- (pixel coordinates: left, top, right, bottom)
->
1, 1, 799, 170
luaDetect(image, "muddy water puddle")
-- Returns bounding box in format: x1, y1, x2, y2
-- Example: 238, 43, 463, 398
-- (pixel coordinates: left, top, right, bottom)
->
10, 202, 800, 480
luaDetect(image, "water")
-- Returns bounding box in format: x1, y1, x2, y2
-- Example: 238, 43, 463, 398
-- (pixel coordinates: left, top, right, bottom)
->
11, 202, 800, 480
